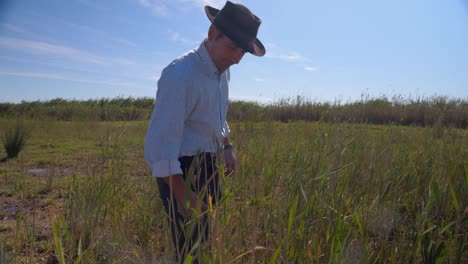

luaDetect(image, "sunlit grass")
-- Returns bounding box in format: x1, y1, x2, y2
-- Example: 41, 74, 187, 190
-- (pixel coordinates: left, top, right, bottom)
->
0, 119, 466, 263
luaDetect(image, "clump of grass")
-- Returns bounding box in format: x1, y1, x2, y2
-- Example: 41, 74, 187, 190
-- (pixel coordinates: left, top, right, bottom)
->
2, 122, 30, 160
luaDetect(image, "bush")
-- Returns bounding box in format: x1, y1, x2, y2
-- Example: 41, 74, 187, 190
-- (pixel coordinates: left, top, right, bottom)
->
2, 122, 30, 160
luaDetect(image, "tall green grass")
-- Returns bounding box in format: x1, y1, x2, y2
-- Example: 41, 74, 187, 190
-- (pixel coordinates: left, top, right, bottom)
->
44, 123, 166, 263
0, 119, 466, 263
216, 121, 467, 263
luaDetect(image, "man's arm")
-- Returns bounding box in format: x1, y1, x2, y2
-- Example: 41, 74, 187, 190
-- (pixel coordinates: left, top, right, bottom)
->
144, 66, 188, 178
163, 174, 208, 215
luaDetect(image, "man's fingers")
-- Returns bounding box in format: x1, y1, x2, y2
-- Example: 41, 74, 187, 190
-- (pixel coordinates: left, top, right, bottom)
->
225, 163, 235, 175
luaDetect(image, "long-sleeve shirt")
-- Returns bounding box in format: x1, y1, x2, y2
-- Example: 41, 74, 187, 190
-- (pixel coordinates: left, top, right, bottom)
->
144, 40, 231, 177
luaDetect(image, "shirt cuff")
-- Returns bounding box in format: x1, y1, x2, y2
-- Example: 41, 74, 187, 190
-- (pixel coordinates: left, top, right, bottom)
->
151, 159, 183, 177
223, 121, 230, 137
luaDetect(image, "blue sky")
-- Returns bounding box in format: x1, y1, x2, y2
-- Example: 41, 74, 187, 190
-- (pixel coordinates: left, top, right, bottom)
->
1, 0, 467, 104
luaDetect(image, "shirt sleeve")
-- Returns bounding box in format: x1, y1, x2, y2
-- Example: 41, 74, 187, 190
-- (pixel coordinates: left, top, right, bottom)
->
144, 65, 189, 177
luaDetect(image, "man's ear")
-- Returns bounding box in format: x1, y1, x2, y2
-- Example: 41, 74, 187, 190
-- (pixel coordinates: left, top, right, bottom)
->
207, 24, 216, 41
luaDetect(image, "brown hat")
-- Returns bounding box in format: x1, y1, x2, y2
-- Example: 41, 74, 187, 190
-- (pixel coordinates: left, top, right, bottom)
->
205, 1, 266, 57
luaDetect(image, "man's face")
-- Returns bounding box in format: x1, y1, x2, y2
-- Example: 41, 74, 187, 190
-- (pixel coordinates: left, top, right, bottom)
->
208, 29, 246, 73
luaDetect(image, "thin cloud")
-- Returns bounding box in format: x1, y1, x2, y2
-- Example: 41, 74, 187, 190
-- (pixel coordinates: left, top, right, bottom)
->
112, 58, 139, 66
304, 66, 320, 71
76, 0, 111, 12
0, 55, 102, 75
168, 29, 198, 45
255, 78, 265, 82
135, 0, 226, 16
28, 10, 138, 48
0, 37, 104, 64
197, 0, 226, 8
113, 37, 137, 47
0, 70, 136, 87
0, 54, 152, 79
150, 74, 161, 81
266, 52, 306, 62
264, 43, 322, 73
135, 0, 168, 16
2, 23, 26, 33
61, 21, 138, 48
264, 43, 308, 62
0, 37, 141, 66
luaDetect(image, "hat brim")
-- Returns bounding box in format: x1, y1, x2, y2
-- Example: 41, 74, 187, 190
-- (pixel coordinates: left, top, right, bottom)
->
204, 5, 265, 57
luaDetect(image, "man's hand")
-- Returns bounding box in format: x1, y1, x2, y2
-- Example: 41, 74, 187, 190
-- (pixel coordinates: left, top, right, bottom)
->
163, 174, 208, 216
223, 148, 237, 175
188, 191, 208, 215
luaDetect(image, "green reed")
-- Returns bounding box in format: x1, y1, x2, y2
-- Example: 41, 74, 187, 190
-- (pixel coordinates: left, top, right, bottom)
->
0, 119, 466, 263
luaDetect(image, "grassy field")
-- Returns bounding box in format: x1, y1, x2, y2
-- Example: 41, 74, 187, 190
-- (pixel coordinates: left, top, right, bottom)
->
0, 119, 466, 263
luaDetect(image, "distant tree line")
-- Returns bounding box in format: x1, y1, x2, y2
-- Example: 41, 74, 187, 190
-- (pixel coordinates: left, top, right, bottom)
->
0, 96, 466, 128
0, 97, 154, 122
231, 96, 468, 128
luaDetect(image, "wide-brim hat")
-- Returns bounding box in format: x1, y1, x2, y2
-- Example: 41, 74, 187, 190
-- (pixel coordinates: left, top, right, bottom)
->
205, 1, 266, 57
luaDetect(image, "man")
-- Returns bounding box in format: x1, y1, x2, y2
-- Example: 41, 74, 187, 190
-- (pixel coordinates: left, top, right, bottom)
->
144, 1, 265, 261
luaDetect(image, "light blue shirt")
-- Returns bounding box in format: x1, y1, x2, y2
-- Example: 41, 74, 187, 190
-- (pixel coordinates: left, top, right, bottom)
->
144, 40, 230, 177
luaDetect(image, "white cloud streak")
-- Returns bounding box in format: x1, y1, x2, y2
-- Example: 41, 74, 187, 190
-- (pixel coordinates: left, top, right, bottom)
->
168, 29, 198, 45
134, 0, 226, 16
62, 21, 138, 48
197, 0, 226, 8
0, 70, 136, 87
0, 37, 104, 64
1, 23, 26, 33
76, 0, 111, 12
304, 66, 320, 71
135, 0, 169, 16
274, 53, 303, 62
22, 10, 138, 48
150, 74, 161, 81
113, 37, 138, 47
264, 43, 308, 62
0, 37, 140, 66
263, 43, 321, 72
265, 51, 306, 62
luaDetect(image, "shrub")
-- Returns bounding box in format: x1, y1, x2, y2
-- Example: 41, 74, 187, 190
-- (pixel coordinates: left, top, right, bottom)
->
2, 122, 30, 160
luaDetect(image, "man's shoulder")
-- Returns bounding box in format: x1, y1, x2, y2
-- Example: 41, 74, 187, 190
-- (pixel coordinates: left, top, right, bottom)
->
163, 48, 201, 76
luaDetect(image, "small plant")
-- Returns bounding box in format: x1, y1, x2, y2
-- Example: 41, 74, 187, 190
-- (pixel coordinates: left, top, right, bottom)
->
2, 122, 30, 160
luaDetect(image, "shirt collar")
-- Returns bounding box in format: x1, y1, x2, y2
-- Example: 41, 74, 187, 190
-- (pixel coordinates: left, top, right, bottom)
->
197, 39, 221, 77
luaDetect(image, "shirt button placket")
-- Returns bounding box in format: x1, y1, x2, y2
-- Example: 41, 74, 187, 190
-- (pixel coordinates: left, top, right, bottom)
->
218, 75, 223, 133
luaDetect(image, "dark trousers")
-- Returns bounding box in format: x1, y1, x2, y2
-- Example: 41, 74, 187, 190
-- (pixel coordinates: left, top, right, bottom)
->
157, 153, 222, 261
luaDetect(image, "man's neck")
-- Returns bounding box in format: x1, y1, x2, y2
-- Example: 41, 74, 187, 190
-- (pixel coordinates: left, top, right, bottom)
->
203, 38, 225, 73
